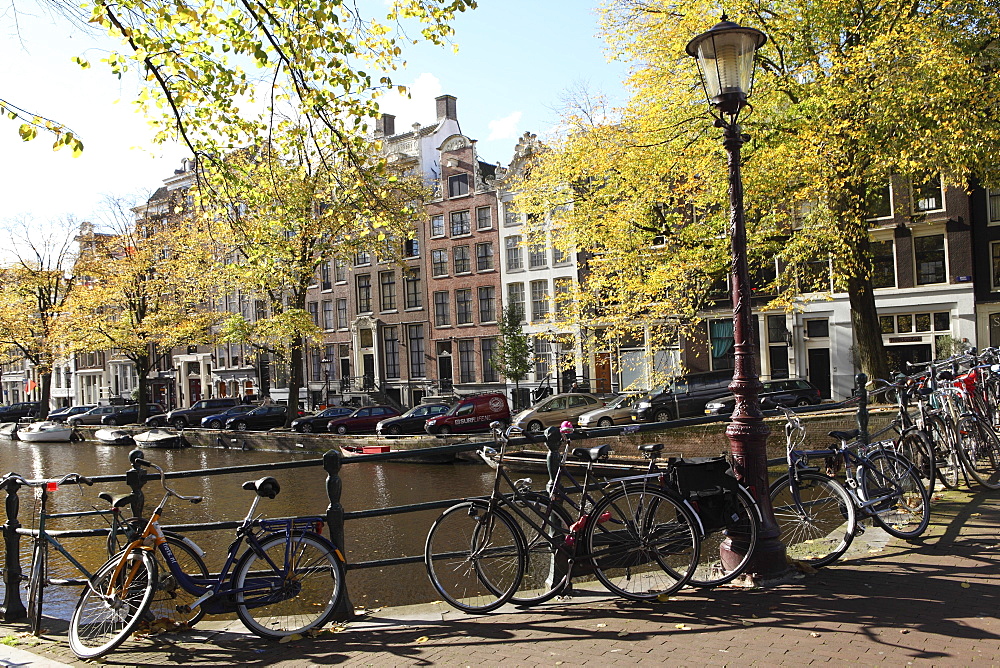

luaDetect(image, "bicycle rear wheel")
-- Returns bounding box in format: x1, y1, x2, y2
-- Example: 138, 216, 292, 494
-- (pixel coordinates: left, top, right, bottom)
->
957, 417, 1000, 490
770, 472, 856, 568
584, 486, 700, 600
68, 550, 157, 660
859, 452, 930, 539
498, 493, 572, 607
233, 531, 344, 640
424, 500, 525, 614
895, 429, 937, 495
689, 486, 760, 588
927, 415, 962, 488
27, 540, 47, 636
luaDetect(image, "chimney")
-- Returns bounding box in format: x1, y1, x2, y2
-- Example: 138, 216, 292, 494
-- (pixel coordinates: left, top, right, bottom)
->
376, 113, 395, 137
436, 95, 458, 122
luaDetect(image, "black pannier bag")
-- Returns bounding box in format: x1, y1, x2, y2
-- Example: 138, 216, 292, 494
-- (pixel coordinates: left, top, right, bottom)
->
668, 456, 741, 533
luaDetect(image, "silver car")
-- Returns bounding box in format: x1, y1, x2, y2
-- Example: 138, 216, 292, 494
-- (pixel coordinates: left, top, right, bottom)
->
511, 392, 603, 434
577, 393, 640, 428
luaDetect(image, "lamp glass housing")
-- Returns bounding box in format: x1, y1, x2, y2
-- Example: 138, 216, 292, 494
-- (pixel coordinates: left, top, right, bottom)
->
687, 21, 767, 116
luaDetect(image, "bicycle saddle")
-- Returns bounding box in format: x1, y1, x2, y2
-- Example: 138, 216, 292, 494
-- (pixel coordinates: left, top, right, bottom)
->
828, 429, 860, 442
572, 444, 611, 462
243, 476, 281, 499
98, 492, 135, 509
638, 443, 664, 454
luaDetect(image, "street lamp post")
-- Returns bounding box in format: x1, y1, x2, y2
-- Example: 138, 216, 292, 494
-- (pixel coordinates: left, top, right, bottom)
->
320, 358, 331, 408
686, 17, 788, 578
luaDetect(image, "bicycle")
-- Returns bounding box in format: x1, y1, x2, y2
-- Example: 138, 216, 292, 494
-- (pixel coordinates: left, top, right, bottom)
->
872, 375, 938, 494
769, 405, 930, 568
425, 422, 702, 612
67, 457, 345, 659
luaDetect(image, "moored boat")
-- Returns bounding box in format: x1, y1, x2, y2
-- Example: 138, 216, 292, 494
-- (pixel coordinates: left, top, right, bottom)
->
94, 428, 136, 447
339, 442, 460, 464
0, 422, 19, 439
133, 429, 187, 449
483, 449, 669, 477
16, 421, 75, 443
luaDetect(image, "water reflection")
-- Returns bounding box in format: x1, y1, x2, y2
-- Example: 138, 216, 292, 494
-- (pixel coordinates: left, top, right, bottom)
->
1, 440, 494, 615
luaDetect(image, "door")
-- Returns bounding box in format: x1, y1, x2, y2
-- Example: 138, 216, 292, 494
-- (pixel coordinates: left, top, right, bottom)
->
595, 353, 612, 394
807, 348, 832, 399
362, 354, 375, 390
438, 355, 453, 391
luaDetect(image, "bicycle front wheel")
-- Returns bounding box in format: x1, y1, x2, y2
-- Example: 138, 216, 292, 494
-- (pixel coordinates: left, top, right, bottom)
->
585, 486, 700, 600
859, 452, 930, 539
233, 531, 344, 640
424, 500, 525, 613
927, 415, 961, 488
498, 493, 572, 607
770, 472, 856, 568
957, 418, 1000, 490
27, 539, 47, 636
689, 486, 760, 588
896, 429, 937, 495
68, 550, 157, 660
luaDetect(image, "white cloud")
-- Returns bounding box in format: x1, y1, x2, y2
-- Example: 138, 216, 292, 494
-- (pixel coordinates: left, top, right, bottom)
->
376, 73, 444, 129
487, 111, 522, 141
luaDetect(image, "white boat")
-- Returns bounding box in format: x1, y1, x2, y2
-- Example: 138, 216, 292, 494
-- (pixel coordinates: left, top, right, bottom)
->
0, 422, 18, 439
94, 428, 136, 447
16, 421, 74, 443
133, 429, 186, 449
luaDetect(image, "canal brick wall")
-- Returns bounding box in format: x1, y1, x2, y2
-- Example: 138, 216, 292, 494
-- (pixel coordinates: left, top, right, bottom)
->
73, 406, 896, 462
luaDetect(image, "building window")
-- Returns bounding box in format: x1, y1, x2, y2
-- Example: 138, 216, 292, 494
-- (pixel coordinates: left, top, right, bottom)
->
448, 173, 470, 198
308, 301, 319, 327
434, 291, 450, 326
405, 270, 422, 308
504, 209, 520, 227
866, 183, 893, 220
805, 319, 829, 337
336, 299, 348, 329
481, 338, 498, 382
322, 300, 333, 330
553, 277, 571, 320
478, 286, 496, 323
380, 271, 396, 311
355, 250, 370, 266
553, 245, 569, 265
534, 337, 550, 379
458, 339, 475, 383
476, 242, 494, 271
450, 210, 471, 236
992, 241, 1000, 289
871, 239, 896, 289
767, 314, 789, 379
430, 215, 445, 238
356, 274, 372, 313
432, 249, 448, 277
897, 314, 913, 332
709, 318, 735, 371
404, 237, 420, 257
384, 327, 400, 379
914, 234, 946, 285
453, 246, 471, 274
933, 312, 950, 331
408, 325, 425, 377
530, 280, 549, 322
913, 175, 944, 212
476, 206, 492, 230
506, 236, 523, 271
335, 259, 347, 283
528, 242, 547, 268
320, 262, 332, 290
508, 282, 525, 323
990, 190, 1000, 225
456, 289, 473, 324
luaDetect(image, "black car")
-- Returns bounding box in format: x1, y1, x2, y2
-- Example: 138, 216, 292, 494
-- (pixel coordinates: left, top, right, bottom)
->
225, 405, 303, 431
291, 407, 355, 433
48, 405, 96, 423
158, 398, 240, 429
703, 379, 823, 415
632, 370, 734, 422
0, 402, 40, 422
200, 404, 258, 429
101, 403, 165, 426
376, 403, 451, 435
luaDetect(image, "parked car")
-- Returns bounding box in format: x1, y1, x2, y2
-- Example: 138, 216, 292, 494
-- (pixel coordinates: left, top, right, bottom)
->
327, 405, 401, 435
47, 405, 96, 423
510, 392, 603, 434
425, 393, 512, 436
577, 393, 641, 428
0, 402, 40, 422
157, 398, 240, 429
376, 403, 451, 436
632, 370, 734, 422
101, 403, 165, 426
224, 405, 305, 431
704, 378, 822, 415
69, 405, 128, 426
200, 404, 258, 429
291, 406, 355, 433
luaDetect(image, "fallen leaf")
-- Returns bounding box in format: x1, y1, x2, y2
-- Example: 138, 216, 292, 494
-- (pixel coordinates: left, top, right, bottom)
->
675, 624, 691, 631
415, 636, 430, 643
741, 620, 754, 627
961, 583, 971, 589
617, 631, 629, 638
809, 632, 820, 638
278, 633, 303, 644
596, 623, 606, 628
900, 629, 910, 634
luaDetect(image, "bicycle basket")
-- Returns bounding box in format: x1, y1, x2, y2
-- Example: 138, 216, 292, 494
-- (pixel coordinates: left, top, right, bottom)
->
668, 457, 741, 533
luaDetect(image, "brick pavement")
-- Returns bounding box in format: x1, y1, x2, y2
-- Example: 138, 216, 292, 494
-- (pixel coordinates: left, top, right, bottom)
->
1, 485, 998, 667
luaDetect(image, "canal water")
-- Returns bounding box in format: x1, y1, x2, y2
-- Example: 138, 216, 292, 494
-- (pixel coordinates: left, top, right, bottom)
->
0, 439, 498, 618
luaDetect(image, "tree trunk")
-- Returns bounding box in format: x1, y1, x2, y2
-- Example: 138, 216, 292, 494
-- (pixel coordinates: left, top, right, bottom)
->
286, 334, 304, 427
38, 372, 52, 420
847, 272, 891, 385
135, 352, 151, 422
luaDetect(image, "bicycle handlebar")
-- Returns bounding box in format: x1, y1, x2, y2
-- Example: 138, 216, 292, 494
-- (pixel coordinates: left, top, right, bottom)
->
0, 472, 92, 489
134, 458, 203, 504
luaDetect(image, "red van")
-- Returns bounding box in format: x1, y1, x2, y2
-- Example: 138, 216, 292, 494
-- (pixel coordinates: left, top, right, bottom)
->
424, 393, 511, 435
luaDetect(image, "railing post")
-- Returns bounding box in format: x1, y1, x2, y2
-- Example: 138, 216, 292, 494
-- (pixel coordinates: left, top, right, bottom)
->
855, 373, 869, 444
1, 478, 27, 621
126, 449, 147, 519
543, 426, 562, 494
323, 449, 355, 620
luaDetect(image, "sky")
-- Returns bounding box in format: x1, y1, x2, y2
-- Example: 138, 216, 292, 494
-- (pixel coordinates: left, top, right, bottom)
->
0, 1, 632, 226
